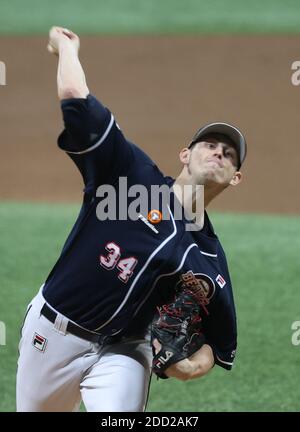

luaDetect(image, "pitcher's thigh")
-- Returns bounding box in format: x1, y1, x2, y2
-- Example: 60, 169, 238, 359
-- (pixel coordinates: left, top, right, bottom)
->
17, 312, 87, 412
81, 342, 152, 412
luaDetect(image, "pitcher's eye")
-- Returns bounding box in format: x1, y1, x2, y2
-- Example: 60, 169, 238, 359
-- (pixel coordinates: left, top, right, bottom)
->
225, 149, 235, 159
224, 149, 238, 166
206, 142, 217, 149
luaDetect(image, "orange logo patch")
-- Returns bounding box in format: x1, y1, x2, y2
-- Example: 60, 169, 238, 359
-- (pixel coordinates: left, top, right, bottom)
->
147, 210, 162, 224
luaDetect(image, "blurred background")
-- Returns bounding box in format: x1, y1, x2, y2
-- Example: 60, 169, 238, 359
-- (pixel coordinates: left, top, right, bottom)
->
0, 0, 300, 412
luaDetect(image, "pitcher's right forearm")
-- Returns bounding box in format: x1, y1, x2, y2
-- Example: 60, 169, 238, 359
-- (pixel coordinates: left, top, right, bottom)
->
165, 344, 214, 381
57, 40, 89, 100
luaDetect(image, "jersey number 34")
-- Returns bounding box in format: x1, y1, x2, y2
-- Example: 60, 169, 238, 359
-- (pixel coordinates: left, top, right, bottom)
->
99, 241, 138, 283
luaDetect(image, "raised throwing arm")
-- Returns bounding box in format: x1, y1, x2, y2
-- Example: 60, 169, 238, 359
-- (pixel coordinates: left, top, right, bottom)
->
47, 26, 89, 100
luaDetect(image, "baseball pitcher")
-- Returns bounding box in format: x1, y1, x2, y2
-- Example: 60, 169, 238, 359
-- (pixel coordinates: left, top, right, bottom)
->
16, 27, 247, 412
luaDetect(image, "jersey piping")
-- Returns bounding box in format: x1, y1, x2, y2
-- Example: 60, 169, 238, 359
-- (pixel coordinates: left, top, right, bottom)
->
216, 355, 234, 366
200, 251, 218, 257
65, 113, 115, 155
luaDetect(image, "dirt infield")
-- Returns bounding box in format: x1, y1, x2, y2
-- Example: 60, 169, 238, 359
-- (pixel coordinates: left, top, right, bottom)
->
1, 35, 300, 214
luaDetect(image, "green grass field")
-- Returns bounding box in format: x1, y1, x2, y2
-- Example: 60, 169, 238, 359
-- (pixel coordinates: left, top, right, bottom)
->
0, 202, 299, 412
1, 0, 300, 34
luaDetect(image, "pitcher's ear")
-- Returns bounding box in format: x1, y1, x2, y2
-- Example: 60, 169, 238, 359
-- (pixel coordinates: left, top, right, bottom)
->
179, 147, 191, 165
230, 171, 242, 186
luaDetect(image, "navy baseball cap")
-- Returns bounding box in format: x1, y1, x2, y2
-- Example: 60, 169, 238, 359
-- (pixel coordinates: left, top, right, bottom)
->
189, 122, 247, 169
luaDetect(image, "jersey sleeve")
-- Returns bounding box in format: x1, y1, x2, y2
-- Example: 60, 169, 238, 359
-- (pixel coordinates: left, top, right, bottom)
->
209, 338, 237, 371
200, 299, 237, 370
203, 295, 237, 371
57, 94, 134, 193
204, 262, 238, 370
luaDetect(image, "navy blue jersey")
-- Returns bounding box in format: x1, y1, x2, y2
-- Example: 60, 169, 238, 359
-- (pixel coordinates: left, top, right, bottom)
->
43, 94, 237, 370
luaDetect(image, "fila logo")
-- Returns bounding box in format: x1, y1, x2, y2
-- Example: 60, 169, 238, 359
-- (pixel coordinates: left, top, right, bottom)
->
32, 333, 47, 352
156, 350, 174, 368
216, 274, 226, 289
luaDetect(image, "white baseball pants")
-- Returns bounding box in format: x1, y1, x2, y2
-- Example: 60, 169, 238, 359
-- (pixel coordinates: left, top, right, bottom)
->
16, 288, 152, 412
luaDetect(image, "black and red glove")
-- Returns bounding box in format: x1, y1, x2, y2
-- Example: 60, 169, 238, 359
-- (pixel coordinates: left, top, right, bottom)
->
151, 288, 205, 379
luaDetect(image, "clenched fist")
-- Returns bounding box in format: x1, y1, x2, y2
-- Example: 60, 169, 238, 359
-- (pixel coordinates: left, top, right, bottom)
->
47, 26, 80, 56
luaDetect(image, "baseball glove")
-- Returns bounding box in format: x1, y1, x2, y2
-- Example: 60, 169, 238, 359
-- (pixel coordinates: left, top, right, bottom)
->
151, 286, 205, 379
